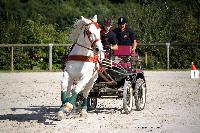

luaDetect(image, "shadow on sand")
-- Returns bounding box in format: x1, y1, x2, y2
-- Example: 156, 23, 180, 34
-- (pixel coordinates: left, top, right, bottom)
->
0, 105, 126, 124
88, 107, 123, 114
0, 106, 59, 125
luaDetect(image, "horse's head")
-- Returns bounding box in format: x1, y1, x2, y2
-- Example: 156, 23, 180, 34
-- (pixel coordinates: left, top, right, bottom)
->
81, 15, 104, 60
69, 15, 104, 60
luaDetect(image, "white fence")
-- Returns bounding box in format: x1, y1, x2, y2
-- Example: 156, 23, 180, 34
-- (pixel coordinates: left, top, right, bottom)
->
0, 44, 71, 71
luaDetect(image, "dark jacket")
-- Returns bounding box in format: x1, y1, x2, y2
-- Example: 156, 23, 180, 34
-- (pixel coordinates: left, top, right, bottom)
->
101, 29, 118, 48
113, 27, 135, 45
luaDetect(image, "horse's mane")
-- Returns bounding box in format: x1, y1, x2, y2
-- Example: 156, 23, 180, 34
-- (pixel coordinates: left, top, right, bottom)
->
69, 19, 87, 43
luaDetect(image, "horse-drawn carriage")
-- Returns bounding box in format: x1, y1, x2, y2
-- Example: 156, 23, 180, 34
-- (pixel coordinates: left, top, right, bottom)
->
86, 45, 147, 114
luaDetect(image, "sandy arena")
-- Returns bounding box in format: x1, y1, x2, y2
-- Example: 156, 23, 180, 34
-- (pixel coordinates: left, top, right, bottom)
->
0, 71, 200, 133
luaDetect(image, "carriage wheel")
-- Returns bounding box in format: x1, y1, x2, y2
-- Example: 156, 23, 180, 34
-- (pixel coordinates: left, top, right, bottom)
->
87, 97, 97, 111
134, 78, 146, 111
123, 81, 133, 114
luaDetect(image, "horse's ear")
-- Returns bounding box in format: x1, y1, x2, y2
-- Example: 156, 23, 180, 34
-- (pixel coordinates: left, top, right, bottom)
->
81, 16, 86, 21
81, 16, 90, 24
92, 15, 97, 22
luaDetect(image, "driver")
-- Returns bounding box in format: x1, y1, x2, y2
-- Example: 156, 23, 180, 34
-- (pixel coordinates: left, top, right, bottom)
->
113, 17, 138, 53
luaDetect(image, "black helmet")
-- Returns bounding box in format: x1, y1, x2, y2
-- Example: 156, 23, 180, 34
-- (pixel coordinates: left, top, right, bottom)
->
118, 17, 127, 24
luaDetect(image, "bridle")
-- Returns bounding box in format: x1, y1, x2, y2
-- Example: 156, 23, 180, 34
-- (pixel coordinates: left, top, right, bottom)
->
75, 20, 101, 50
84, 21, 101, 46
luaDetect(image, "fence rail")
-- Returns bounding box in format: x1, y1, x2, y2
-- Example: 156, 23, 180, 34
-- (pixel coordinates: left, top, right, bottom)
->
0, 44, 71, 71
0, 43, 199, 71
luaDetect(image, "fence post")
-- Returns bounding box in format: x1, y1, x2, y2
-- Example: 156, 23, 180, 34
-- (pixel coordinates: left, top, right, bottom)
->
48, 43, 53, 71
11, 46, 14, 71
145, 52, 148, 67
166, 43, 170, 71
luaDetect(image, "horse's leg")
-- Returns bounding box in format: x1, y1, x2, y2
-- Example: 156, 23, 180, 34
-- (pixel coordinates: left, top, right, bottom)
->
80, 73, 98, 117
63, 74, 95, 113
60, 71, 72, 105
57, 71, 73, 120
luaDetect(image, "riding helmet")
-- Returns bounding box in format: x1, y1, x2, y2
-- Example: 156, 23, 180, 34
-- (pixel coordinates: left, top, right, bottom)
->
118, 17, 127, 24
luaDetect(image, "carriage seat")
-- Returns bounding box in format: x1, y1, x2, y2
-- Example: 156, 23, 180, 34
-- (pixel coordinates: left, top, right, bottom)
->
113, 45, 138, 57
112, 45, 141, 70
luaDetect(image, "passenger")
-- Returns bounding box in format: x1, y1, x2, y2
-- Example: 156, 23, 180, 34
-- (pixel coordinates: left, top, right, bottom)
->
98, 18, 118, 81
101, 18, 118, 59
113, 16, 138, 53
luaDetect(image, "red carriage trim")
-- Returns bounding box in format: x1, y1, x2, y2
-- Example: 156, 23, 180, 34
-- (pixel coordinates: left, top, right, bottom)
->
66, 55, 98, 63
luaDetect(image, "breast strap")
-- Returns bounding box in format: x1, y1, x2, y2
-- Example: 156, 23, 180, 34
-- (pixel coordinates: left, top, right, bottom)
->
66, 55, 98, 63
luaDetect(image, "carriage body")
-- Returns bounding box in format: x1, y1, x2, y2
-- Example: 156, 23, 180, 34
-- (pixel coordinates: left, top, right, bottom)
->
87, 46, 147, 113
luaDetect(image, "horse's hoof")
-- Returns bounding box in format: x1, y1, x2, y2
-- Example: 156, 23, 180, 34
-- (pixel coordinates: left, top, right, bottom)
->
64, 102, 73, 112
80, 109, 88, 118
56, 111, 64, 121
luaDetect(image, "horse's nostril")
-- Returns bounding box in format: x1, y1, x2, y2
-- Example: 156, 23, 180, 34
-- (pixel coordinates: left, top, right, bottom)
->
95, 48, 99, 51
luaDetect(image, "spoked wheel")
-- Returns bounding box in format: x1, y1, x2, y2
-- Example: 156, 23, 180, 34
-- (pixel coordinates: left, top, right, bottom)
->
87, 97, 97, 111
123, 81, 133, 114
134, 78, 146, 111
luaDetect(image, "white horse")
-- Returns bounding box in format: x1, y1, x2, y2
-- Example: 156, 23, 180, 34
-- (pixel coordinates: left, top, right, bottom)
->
57, 15, 104, 120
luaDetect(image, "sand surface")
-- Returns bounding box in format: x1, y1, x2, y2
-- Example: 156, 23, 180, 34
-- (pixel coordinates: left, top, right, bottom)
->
0, 71, 200, 133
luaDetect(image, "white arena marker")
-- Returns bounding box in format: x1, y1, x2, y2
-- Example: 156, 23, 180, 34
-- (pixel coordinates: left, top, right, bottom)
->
191, 70, 199, 79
